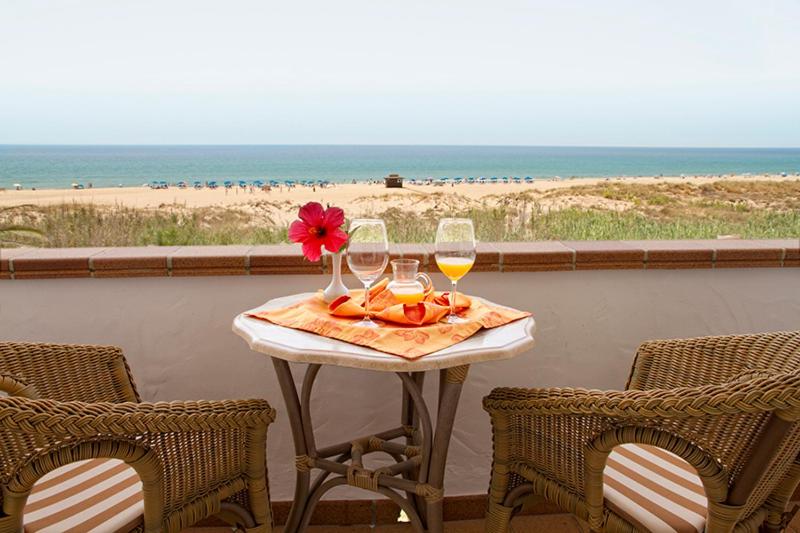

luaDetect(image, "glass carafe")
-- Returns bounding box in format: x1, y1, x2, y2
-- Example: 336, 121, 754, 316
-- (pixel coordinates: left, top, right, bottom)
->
387, 259, 433, 305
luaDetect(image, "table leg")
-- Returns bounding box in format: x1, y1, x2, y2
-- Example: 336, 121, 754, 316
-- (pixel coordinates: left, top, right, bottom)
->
272, 360, 468, 533
272, 358, 311, 533
401, 372, 426, 518
425, 365, 469, 533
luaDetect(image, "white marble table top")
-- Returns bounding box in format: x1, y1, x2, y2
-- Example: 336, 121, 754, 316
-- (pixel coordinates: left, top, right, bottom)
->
232, 292, 536, 372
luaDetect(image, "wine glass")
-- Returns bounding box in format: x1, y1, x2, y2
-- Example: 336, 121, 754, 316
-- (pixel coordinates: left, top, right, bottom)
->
346, 219, 389, 328
435, 218, 476, 324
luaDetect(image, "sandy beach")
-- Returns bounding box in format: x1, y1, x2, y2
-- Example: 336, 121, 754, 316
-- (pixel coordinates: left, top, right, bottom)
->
2, 173, 798, 247
2, 174, 796, 215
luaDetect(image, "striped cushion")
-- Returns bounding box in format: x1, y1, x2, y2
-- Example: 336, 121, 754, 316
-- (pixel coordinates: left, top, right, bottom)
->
24, 458, 144, 533
604, 444, 707, 533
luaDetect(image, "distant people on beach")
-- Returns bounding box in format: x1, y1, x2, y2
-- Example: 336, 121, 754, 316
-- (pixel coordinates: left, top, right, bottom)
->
4, 172, 799, 196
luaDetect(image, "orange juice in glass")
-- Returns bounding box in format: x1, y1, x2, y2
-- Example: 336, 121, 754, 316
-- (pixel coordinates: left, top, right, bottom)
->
435, 256, 474, 282
393, 289, 425, 304
434, 218, 476, 324
388, 259, 432, 304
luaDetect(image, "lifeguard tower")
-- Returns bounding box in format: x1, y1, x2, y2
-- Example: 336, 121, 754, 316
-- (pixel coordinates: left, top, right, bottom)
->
384, 173, 404, 188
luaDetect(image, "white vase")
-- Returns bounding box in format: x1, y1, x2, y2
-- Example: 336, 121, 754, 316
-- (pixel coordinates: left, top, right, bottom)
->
323, 251, 349, 303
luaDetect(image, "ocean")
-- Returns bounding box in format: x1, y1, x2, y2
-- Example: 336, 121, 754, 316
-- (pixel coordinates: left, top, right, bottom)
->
1, 145, 799, 190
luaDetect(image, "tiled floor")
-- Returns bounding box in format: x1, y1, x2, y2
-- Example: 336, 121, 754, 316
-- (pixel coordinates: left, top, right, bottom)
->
185, 510, 800, 532
186, 514, 587, 532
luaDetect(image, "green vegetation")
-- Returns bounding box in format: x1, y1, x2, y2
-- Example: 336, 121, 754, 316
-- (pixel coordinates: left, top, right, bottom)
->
371, 180, 800, 242
0, 206, 44, 246
374, 205, 800, 242
1, 203, 287, 247
2, 180, 798, 247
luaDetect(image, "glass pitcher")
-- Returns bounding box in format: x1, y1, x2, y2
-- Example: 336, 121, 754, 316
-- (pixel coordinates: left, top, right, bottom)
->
387, 259, 433, 304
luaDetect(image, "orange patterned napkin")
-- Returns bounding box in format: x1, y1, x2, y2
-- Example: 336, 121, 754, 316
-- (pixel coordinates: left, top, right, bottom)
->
327, 278, 454, 326
247, 284, 531, 359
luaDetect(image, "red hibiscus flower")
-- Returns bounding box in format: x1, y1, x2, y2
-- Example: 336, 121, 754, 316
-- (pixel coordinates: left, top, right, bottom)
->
288, 202, 348, 262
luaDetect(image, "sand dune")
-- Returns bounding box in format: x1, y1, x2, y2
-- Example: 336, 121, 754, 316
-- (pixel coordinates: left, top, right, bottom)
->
0, 174, 794, 213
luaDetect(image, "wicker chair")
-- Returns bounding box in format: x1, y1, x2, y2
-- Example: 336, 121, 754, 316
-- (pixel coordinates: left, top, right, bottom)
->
0, 342, 276, 533
483, 331, 800, 533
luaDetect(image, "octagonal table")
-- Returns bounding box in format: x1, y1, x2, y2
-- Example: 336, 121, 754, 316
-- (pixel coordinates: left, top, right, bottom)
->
233, 293, 535, 533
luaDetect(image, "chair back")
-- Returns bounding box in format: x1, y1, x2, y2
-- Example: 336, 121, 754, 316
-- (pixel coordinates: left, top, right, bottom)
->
725, 367, 800, 520
628, 332, 800, 523
0, 342, 141, 496
0, 342, 140, 403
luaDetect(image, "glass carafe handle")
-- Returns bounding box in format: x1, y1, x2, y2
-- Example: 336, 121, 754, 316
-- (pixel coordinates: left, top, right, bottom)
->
416, 272, 433, 294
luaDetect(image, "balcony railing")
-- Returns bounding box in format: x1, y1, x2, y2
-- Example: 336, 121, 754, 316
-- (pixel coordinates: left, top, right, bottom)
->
2, 239, 798, 279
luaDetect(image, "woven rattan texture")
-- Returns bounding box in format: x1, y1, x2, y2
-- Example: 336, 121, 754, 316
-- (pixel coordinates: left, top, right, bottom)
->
483, 331, 800, 533
0, 342, 276, 533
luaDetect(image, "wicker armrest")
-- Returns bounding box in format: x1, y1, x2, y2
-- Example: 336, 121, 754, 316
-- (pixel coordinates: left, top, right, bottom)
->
0, 396, 275, 436
626, 331, 800, 390
484, 373, 800, 507
486, 372, 800, 420
0, 396, 276, 532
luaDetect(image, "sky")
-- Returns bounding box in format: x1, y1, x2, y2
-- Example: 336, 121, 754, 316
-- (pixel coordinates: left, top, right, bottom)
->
1, 0, 799, 146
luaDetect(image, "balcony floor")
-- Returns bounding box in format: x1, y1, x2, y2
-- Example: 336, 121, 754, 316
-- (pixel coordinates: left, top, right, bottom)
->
187, 514, 587, 532
186, 510, 800, 532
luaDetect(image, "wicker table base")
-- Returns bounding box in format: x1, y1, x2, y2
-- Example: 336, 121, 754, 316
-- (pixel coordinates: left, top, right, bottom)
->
273, 358, 470, 533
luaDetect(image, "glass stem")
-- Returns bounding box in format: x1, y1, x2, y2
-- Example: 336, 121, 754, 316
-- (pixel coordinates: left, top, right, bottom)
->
364, 282, 371, 320
450, 280, 458, 317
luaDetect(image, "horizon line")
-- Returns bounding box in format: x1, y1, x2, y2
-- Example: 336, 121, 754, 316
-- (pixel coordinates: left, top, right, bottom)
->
2, 143, 800, 150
